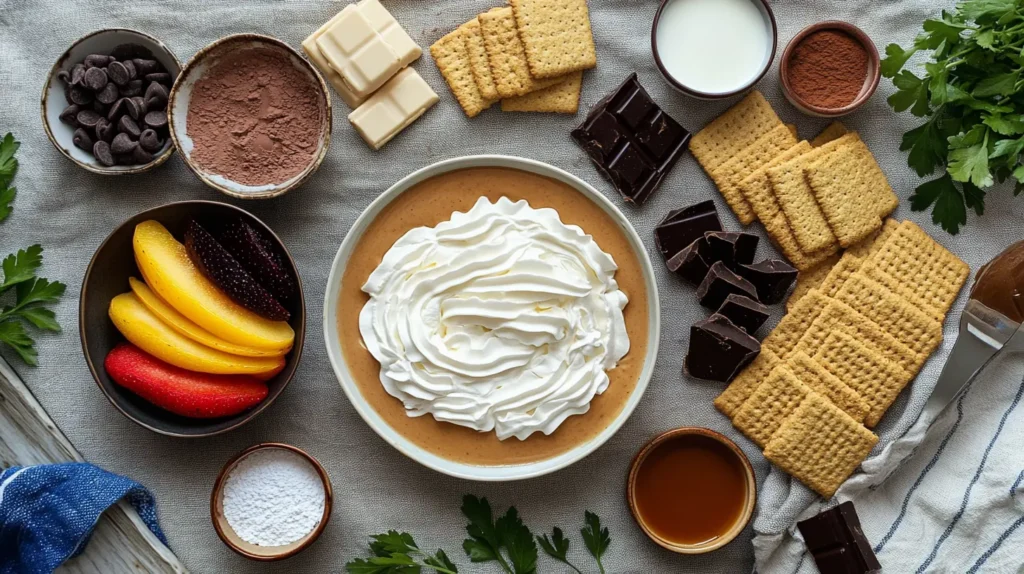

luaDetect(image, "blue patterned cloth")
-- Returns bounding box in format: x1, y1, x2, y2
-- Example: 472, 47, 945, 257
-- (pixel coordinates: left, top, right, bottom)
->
0, 463, 166, 574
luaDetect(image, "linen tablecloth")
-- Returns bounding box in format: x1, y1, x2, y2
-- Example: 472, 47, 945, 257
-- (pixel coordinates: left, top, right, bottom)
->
1, 0, 1021, 572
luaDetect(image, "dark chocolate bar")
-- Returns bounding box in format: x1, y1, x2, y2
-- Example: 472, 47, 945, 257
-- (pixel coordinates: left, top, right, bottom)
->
685, 313, 760, 383
696, 261, 759, 310
797, 502, 881, 574
572, 73, 690, 205
655, 201, 722, 260
705, 231, 759, 270
739, 259, 798, 305
717, 294, 770, 334
667, 240, 711, 285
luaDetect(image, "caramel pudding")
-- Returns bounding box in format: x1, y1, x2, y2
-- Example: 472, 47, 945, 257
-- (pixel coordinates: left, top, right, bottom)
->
337, 167, 648, 465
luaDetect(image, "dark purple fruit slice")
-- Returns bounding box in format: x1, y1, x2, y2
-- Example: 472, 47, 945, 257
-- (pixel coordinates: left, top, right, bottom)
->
217, 219, 297, 303
184, 220, 290, 321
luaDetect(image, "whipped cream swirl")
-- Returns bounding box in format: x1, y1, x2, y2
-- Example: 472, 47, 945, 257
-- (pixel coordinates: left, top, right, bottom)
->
358, 196, 630, 441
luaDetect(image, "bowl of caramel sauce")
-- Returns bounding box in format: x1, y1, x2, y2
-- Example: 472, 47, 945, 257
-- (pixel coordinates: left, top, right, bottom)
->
627, 427, 756, 554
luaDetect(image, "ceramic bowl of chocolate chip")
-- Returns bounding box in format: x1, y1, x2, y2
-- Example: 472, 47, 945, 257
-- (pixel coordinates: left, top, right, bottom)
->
42, 28, 181, 175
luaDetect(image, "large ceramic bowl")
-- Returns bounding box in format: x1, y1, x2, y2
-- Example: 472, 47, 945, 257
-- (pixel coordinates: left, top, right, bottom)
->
323, 156, 661, 480
81, 201, 306, 437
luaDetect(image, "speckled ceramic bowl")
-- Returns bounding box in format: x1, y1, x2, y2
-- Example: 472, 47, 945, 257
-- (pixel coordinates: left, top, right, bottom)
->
168, 34, 331, 200
42, 28, 181, 175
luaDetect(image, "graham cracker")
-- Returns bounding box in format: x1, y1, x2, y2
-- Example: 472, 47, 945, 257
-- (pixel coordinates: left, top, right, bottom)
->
733, 364, 813, 448
764, 392, 878, 498
478, 7, 564, 98
817, 252, 864, 298
764, 212, 839, 271
509, 0, 597, 79
793, 297, 919, 374
786, 123, 799, 139
846, 218, 899, 261
430, 26, 495, 118
768, 133, 860, 253
834, 272, 944, 360
740, 141, 812, 224
811, 122, 849, 147
691, 91, 783, 172
710, 124, 798, 225
762, 289, 829, 359
788, 350, 869, 423
858, 260, 944, 323
813, 330, 914, 427
501, 71, 582, 113
714, 348, 780, 419
865, 221, 970, 319
787, 254, 841, 312
462, 18, 499, 101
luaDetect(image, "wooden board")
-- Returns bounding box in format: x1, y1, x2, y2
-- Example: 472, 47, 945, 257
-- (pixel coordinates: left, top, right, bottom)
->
0, 356, 188, 573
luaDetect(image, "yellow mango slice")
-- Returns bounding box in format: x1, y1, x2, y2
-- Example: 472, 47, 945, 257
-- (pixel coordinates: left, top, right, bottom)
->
129, 278, 289, 358
109, 292, 285, 376
133, 220, 295, 352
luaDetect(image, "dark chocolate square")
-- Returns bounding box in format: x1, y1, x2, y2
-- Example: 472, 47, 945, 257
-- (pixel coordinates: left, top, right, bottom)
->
696, 261, 759, 310
797, 502, 881, 574
717, 294, 770, 334
654, 201, 722, 260
685, 313, 760, 383
637, 110, 687, 160
738, 259, 798, 305
614, 87, 656, 130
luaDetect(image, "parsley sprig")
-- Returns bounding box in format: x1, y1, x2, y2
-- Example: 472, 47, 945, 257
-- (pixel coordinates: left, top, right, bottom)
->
346, 530, 459, 574
0, 132, 66, 365
883, 0, 1024, 233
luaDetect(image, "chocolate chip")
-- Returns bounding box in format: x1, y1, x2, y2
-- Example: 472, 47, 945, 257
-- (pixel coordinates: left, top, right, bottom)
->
70, 64, 86, 86
144, 81, 168, 104
132, 145, 154, 164
143, 110, 167, 129
118, 115, 141, 138
84, 67, 108, 91
107, 97, 127, 121
145, 72, 172, 85
124, 97, 142, 120
59, 104, 80, 127
91, 100, 109, 115
76, 109, 101, 128
72, 128, 93, 151
132, 59, 160, 75
122, 79, 143, 97
124, 60, 137, 80
68, 85, 93, 105
95, 117, 116, 142
110, 43, 149, 62
107, 61, 130, 86
139, 129, 162, 152
56, 70, 71, 84
111, 133, 137, 154
85, 54, 111, 68
96, 82, 119, 104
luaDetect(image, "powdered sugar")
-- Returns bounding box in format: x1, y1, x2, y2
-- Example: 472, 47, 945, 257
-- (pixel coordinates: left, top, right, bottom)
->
221, 448, 325, 547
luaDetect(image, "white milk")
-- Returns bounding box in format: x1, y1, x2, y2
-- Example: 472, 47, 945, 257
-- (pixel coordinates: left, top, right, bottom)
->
655, 0, 770, 94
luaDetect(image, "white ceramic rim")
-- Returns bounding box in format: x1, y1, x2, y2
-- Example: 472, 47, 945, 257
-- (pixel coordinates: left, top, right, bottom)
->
322, 155, 662, 481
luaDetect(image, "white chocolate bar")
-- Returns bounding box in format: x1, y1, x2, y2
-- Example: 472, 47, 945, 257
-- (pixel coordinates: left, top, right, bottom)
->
349, 67, 438, 150
316, 6, 401, 97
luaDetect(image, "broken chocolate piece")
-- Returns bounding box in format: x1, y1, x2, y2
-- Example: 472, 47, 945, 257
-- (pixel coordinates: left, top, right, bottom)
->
696, 261, 758, 310
704, 231, 759, 270
738, 259, 798, 305
797, 502, 881, 574
685, 313, 760, 382
655, 200, 723, 261
572, 73, 691, 205
667, 240, 711, 285
717, 294, 770, 334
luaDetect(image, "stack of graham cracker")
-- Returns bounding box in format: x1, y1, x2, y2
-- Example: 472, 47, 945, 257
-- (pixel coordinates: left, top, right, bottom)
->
712, 220, 969, 498
430, 0, 597, 117
689, 92, 899, 280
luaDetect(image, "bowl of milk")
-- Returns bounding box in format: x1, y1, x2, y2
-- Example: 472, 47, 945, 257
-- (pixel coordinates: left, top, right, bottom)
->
651, 0, 777, 99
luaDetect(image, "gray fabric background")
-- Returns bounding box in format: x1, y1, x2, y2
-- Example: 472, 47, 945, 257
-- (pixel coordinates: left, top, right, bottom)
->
1, 0, 1020, 572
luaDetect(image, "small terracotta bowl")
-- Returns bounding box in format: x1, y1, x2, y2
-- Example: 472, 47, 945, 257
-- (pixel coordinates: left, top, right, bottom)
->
780, 21, 881, 117
651, 0, 778, 99
211, 443, 333, 561
42, 29, 181, 175
167, 33, 332, 200
626, 427, 756, 554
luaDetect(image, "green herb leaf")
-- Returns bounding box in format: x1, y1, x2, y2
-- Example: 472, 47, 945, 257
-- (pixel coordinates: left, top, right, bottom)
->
901, 117, 948, 176
960, 0, 1017, 22
0, 185, 14, 223
461, 496, 502, 563
0, 320, 37, 365
422, 550, 458, 574
350, 531, 458, 574
1, 245, 42, 292
983, 113, 1024, 135
0, 133, 19, 188
962, 181, 987, 215
538, 527, 583, 574
495, 507, 537, 574
947, 130, 994, 187
991, 136, 1024, 159
889, 71, 931, 117
923, 18, 967, 46
370, 531, 419, 557
973, 71, 1019, 98
909, 173, 968, 234
881, 43, 918, 78
581, 511, 610, 574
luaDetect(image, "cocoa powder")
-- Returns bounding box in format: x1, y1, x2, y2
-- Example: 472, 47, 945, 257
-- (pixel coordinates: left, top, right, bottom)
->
786, 30, 869, 109
186, 48, 324, 186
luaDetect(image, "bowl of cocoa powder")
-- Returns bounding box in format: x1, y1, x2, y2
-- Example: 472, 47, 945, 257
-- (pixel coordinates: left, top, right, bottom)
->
168, 34, 331, 199
779, 21, 880, 117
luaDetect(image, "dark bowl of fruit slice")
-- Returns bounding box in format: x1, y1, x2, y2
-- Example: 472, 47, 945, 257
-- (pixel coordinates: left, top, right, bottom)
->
80, 200, 305, 437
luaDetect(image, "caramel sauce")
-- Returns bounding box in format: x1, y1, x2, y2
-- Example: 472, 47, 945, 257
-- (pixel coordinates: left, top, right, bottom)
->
633, 434, 747, 546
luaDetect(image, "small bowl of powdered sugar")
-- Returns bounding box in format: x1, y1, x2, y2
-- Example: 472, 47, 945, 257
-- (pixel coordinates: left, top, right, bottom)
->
211, 443, 332, 561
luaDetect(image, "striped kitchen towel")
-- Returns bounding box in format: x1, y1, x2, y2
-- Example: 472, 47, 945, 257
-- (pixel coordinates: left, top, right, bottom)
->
753, 357, 1024, 573
0, 462, 166, 574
